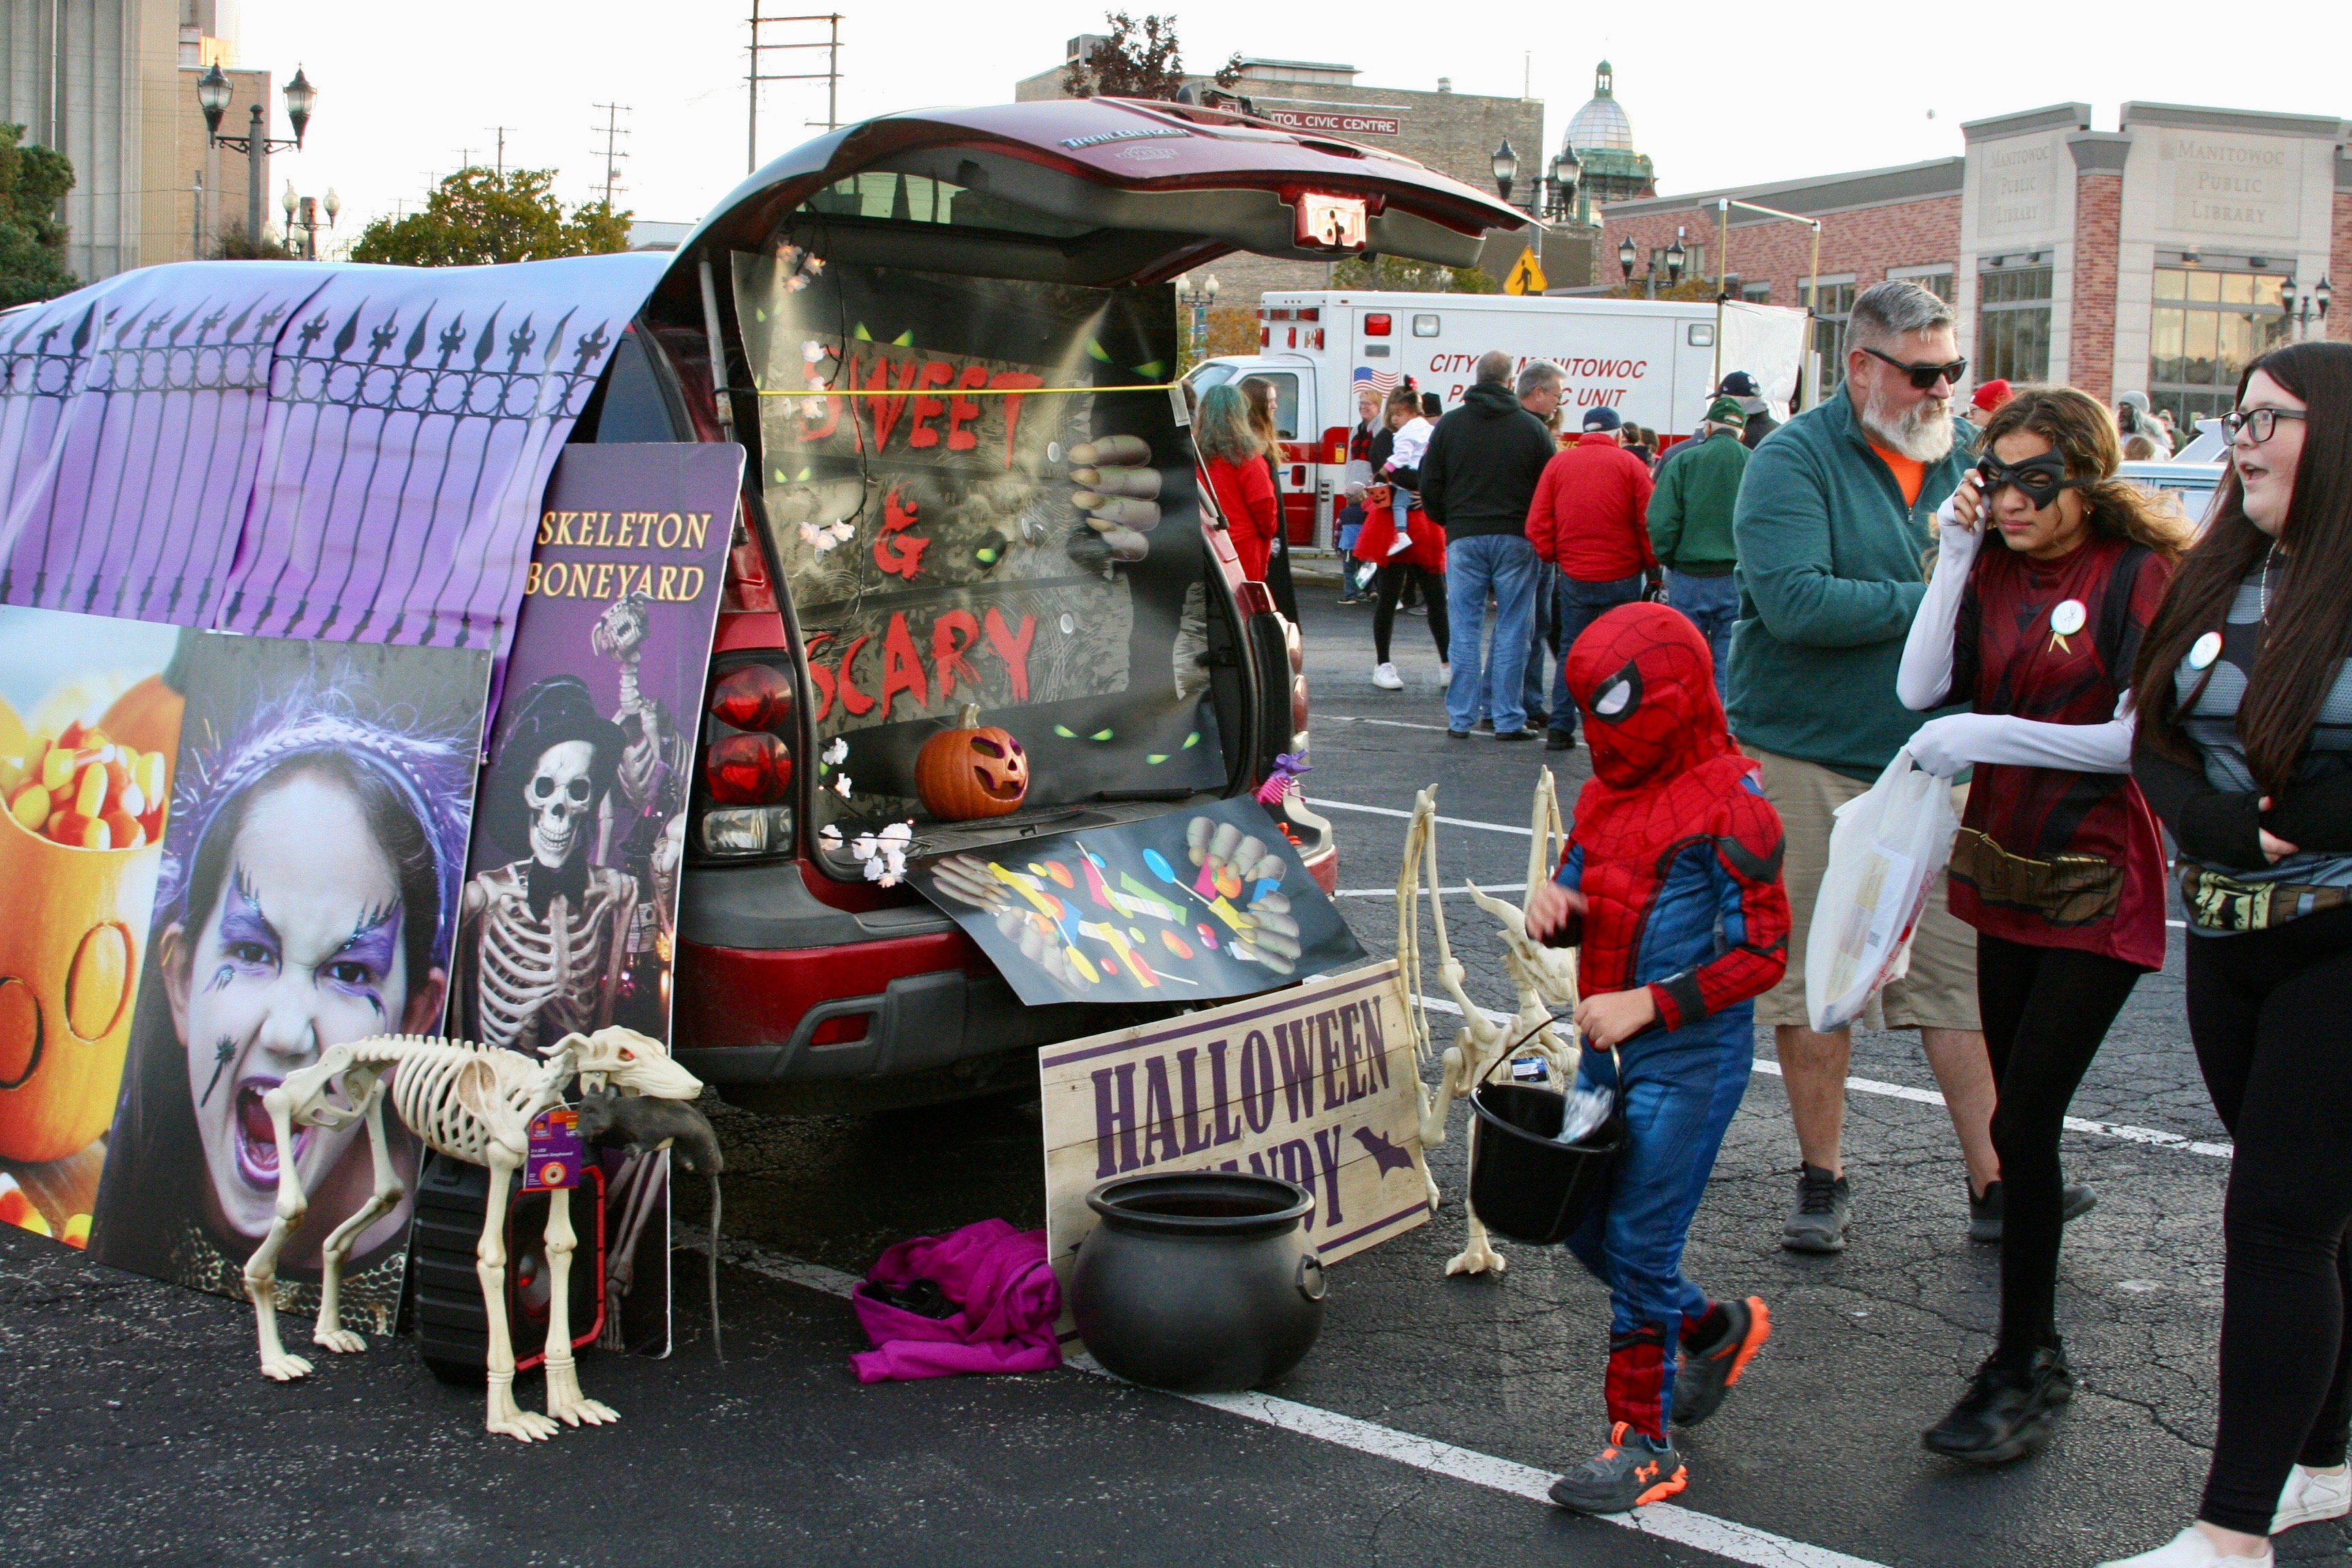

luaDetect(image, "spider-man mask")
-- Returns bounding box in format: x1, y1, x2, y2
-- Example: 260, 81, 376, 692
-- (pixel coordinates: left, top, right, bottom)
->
1565, 602, 1733, 791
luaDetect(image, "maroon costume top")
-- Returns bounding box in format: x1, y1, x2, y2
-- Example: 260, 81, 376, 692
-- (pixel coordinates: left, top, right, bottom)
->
1946, 532, 2170, 968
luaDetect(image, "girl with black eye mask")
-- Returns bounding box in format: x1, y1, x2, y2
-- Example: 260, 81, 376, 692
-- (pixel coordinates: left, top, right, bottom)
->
1896, 385, 2192, 1469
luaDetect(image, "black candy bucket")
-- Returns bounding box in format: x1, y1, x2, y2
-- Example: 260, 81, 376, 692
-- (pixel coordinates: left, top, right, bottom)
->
1467, 1056, 1625, 1245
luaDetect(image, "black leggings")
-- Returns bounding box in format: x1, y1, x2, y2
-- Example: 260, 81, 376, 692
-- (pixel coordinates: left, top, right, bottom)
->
1976, 932, 2145, 1362
2187, 905, 2352, 1535
1372, 561, 1448, 665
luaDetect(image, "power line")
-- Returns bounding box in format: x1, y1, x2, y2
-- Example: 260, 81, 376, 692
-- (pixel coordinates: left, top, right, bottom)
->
591, 103, 631, 208
747, 7, 843, 174
484, 126, 517, 178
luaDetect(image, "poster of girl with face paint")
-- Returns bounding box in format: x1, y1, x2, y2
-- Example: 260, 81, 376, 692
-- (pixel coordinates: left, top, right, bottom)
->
88, 634, 489, 1326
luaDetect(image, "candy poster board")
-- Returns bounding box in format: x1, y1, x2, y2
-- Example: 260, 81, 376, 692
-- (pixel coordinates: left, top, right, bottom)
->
0, 608, 492, 1335
1038, 960, 1429, 1343
906, 796, 1366, 1009
452, 441, 742, 1356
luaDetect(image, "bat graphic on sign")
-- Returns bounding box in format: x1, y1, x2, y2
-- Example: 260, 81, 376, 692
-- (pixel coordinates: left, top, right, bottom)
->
1353, 1126, 1414, 1179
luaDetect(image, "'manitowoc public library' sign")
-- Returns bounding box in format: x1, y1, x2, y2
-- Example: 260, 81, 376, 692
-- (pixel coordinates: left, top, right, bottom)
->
1039, 961, 1429, 1338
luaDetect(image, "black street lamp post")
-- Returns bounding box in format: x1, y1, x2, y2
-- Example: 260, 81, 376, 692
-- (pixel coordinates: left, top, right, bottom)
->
2281, 275, 2334, 340
1491, 140, 1518, 206
199, 63, 315, 248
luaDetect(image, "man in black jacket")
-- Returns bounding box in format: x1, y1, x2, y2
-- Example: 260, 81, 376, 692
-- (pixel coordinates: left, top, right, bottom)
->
1420, 351, 1561, 739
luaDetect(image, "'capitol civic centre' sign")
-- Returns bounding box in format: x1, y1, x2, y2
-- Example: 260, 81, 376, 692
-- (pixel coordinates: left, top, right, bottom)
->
1262, 108, 1403, 138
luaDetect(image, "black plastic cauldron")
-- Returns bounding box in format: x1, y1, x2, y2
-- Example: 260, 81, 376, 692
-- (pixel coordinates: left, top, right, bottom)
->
1071, 1172, 1325, 1392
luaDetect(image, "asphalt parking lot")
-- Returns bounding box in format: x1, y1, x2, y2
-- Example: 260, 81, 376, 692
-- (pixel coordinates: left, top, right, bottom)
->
1, 585, 2338, 1568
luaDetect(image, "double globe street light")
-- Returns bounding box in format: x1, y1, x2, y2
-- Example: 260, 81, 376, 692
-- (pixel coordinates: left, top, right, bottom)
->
197, 63, 316, 248
282, 181, 341, 260
1617, 230, 1686, 299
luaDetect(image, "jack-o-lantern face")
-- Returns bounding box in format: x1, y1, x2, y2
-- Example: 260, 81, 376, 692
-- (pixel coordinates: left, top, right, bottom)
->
967, 732, 1027, 802
915, 706, 1030, 821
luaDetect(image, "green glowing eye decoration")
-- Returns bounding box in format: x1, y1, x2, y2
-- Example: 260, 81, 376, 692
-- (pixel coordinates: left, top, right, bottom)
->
971, 529, 1009, 569
1181, 731, 1200, 749
1054, 724, 1077, 738
1147, 753, 1169, 764
853, 323, 872, 340
1091, 728, 1113, 741
1133, 360, 1166, 379
754, 307, 768, 323
1085, 338, 1113, 363
892, 329, 915, 346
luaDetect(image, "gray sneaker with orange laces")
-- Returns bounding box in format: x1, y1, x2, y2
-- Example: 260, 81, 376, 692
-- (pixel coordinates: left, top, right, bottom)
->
1548, 1422, 1688, 1514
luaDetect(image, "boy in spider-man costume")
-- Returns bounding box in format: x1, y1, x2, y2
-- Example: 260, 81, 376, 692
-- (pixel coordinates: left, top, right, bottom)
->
1525, 602, 1791, 1514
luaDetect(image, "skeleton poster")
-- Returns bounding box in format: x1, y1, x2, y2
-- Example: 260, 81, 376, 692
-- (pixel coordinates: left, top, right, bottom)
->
74, 626, 492, 1329
451, 442, 740, 1355
734, 244, 1223, 862
907, 796, 1366, 1008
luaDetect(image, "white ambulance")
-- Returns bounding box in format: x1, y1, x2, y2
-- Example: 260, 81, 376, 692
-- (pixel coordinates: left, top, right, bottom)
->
1187, 291, 1810, 549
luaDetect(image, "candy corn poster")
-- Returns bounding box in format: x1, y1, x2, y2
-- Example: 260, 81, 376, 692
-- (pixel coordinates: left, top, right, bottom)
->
0, 607, 186, 1244
907, 796, 1363, 1008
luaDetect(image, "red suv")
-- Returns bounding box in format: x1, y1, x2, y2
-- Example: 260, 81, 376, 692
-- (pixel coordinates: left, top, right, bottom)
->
577, 98, 1522, 1111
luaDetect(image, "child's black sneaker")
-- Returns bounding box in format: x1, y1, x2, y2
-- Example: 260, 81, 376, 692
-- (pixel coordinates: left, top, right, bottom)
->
1921, 1343, 2076, 1464
1673, 1296, 1771, 1428
1547, 1422, 1688, 1514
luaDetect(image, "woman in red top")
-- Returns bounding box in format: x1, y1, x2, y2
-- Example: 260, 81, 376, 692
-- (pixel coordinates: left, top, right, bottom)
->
1195, 382, 1277, 581
1896, 386, 2192, 1463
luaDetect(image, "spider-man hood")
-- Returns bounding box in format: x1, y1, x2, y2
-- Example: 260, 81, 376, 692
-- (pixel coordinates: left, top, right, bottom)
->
1567, 603, 1737, 791
1565, 603, 1756, 858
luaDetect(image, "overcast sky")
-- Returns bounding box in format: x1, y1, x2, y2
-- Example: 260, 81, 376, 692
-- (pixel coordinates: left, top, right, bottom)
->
234, 1, 2345, 243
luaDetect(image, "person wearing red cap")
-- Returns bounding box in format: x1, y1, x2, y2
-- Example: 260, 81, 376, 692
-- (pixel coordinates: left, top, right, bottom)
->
1965, 379, 2015, 448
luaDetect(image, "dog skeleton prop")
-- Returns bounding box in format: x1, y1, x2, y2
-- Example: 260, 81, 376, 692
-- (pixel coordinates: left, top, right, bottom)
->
1396, 769, 1582, 1276
244, 1026, 705, 1441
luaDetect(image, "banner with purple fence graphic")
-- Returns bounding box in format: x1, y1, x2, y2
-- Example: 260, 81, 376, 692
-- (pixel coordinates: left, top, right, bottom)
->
0, 252, 667, 665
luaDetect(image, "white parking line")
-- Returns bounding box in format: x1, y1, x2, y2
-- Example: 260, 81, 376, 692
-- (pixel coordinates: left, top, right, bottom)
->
1322, 713, 1465, 734
1331, 883, 1526, 898
706, 1239, 1890, 1568
1413, 995, 2234, 1160
1307, 797, 1533, 836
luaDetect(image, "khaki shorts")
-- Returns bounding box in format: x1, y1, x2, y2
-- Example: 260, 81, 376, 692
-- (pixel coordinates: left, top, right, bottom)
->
1750, 746, 1981, 1034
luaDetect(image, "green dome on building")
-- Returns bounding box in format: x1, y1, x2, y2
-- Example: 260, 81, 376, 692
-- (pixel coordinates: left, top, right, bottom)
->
1561, 61, 1656, 223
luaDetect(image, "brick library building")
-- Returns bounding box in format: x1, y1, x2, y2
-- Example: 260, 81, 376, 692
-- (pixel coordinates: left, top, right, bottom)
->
1601, 101, 2352, 430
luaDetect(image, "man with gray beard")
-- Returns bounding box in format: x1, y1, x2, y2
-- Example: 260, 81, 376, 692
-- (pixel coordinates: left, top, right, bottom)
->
1728, 281, 2087, 1256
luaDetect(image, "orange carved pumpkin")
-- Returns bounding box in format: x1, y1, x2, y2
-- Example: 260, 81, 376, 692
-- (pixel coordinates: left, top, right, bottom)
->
914, 703, 1028, 821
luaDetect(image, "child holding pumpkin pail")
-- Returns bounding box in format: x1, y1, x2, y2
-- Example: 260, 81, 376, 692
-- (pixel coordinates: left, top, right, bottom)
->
1524, 602, 1788, 1515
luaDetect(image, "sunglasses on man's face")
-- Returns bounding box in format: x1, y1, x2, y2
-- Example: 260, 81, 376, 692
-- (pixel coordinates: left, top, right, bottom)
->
1863, 346, 1967, 391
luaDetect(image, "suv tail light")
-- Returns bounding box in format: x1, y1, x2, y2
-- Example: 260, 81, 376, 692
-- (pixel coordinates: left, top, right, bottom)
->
1363, 313, 1392, 337
697, 656, 799, 858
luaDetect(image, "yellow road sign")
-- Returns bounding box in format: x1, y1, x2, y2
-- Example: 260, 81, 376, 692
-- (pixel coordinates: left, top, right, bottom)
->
1503, 247, 1548, 296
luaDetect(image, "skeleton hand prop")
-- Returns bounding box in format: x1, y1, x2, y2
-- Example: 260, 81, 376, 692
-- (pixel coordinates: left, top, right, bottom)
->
1068, 434, 1156, 565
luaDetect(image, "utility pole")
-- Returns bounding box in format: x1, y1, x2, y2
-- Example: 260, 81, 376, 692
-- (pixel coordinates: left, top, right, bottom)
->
191, 171, 204, 259
484, 126, 514, 177
747, 8, 843, 174
591, 104, 632, 208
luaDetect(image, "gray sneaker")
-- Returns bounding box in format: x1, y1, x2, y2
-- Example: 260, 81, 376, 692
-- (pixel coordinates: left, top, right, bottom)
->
1548, 1422, 1688, 1514
1782, 1163, 1850, 1253
1967, 1179, 2097, 1245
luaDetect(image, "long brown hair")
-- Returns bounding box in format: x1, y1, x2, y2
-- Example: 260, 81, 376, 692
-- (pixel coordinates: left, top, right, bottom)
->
2131, 342, 2352, 793
1977, 385, 2195, 563
1238, 375, 1283, 457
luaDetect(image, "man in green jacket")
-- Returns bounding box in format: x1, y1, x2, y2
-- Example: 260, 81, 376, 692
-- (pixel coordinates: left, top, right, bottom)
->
1727, 280, 2007, 1256
1647, 395, 1750, 696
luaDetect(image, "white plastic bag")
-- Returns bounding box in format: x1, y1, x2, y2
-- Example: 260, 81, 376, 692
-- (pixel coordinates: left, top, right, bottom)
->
1805, 750, 1960, 1033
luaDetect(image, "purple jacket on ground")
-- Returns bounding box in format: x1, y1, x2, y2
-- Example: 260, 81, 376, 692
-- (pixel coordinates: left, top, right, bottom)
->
849, 1218, 1062, 1383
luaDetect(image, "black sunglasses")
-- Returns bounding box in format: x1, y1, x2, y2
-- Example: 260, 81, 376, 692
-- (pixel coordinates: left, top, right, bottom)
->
1862, 346, 1967, 391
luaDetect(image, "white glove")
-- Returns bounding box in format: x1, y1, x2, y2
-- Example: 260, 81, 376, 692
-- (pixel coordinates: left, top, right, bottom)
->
1905, 700, 2138, 779
1934, 472, 1986, 564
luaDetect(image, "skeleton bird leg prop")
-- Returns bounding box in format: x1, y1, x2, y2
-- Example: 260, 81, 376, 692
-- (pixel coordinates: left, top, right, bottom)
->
246, 1026, 703, 1442
576, 1089, 726, 1363
1393, 772, 1581, 1277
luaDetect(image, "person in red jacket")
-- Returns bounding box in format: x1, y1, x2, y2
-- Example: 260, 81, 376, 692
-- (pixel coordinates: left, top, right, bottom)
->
1195, 382, 1277, 580
1526, 406, 1660, 750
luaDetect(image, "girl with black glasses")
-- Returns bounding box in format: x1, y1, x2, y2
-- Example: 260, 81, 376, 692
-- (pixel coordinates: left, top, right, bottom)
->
2106, 342, 2352, 1568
